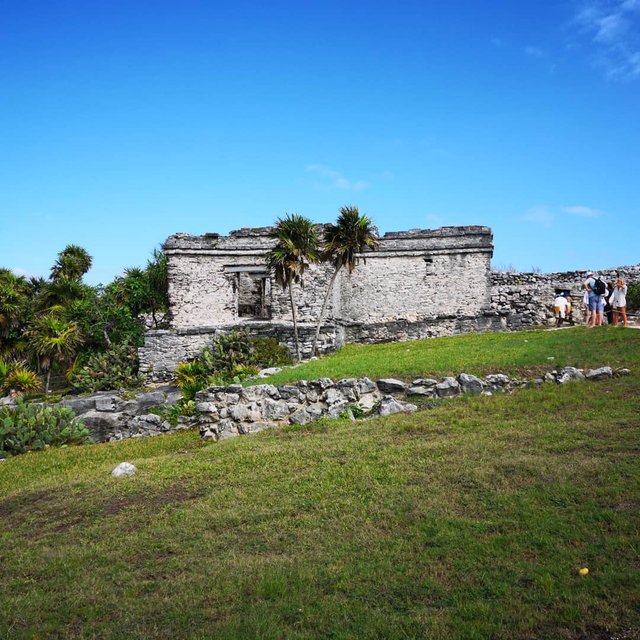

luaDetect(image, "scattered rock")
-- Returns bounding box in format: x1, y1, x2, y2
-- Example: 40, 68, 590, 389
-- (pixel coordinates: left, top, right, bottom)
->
557, 367, 585, 384
111, 462, 136, 478
585, 366, 613, 380
257, 367, 282, 378
376, 379, 407, 394
377, 396, 418, 416
457, 373, 484, 395
436, 377, 460, 398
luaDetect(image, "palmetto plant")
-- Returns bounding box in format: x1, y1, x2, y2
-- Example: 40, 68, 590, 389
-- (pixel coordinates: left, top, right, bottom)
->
26, 315, 83, 393
266, 214, 320, 361
0, 358, 41, 396
311, 206, 378, 356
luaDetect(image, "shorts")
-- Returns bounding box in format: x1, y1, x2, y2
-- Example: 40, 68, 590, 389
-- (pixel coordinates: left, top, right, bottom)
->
588, 293, 604, 312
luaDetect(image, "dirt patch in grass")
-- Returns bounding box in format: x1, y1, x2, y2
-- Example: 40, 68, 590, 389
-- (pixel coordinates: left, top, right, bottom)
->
0, 483, 207, 540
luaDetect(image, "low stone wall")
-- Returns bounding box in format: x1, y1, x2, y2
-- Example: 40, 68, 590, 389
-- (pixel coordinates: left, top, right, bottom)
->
139, 323, 342, 382
195, 366, 626, 442
342, 312, 506, 344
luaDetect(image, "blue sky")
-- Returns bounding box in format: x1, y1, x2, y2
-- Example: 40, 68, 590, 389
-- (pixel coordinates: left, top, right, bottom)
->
1, 0, 638, 285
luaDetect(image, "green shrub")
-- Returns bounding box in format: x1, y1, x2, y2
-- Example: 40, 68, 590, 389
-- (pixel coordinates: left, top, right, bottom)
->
251, 337, 294, 367
174, 331, 292, 400
70, 342, 143, 393
626, 281, 640, 312
149, 399, 198, 427
0, 400, 90, 457
0, 359, 41, 396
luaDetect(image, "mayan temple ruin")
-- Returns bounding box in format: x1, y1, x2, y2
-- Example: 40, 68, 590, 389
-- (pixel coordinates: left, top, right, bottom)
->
138, 224, 640, 381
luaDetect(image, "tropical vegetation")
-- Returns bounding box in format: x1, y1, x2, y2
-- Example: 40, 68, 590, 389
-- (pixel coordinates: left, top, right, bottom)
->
0, 245, 169, 397
0, 399, 90, 457
175, 329, 293, 401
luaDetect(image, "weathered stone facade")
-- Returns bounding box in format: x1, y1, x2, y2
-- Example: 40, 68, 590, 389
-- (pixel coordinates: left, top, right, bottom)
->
138, 223, 639, 381
140, 225, 494, 379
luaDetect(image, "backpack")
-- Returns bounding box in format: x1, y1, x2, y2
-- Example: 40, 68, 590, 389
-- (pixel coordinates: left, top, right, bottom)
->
592, 278, 606, 296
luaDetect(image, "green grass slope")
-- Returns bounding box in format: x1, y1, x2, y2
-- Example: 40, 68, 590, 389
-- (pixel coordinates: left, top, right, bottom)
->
1, 327, 639, 639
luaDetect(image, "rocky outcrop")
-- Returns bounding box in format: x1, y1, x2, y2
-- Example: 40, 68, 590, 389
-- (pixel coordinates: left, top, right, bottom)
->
55, 387, 185, 443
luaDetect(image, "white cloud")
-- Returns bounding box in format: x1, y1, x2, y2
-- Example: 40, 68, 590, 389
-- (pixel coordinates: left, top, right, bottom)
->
305, 164, 369, 191
562, 205, 604, 217
521, 206, 554, 227
573, 0, 640, 79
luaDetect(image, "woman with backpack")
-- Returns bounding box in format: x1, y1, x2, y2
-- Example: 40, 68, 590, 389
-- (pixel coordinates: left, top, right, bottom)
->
584, 271, 605, 327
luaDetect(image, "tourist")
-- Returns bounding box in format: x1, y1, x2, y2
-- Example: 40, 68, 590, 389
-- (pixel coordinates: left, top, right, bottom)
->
565, 295, 574, 325
582, 285, 591, 326
554, 292, 569, 326
584, 271, 604, 327
605, 281, 616, 325
610, 278, 628, 327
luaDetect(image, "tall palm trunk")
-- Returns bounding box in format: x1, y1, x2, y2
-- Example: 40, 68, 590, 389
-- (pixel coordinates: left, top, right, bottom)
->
288, 277, 301, 361
312, 265, 340, 357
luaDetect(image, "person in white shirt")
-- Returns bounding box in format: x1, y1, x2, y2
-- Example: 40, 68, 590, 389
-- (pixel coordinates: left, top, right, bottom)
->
611, 278, 628, 327
554, 293, 569, 326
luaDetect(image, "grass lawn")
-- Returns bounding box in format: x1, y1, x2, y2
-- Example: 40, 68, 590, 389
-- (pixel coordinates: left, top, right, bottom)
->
1, 327, 639, 639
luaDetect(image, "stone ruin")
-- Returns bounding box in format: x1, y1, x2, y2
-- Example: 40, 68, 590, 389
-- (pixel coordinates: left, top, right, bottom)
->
138, 224, 639, 381
140, 225, 496, 379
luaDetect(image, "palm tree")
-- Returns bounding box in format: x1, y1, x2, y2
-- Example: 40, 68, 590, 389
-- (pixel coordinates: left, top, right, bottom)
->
26, 314, 83, 393
311, 206, 378, 356
0, 269, 30, 339
266, 214, 320, 361
50, 245, 93, 281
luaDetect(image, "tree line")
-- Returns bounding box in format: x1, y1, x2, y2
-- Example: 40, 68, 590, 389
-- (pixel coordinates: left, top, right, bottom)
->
0, 246, 169, 396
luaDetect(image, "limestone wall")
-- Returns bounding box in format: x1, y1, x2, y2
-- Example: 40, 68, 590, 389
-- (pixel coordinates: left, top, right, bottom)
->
139, 323, 343, 381
163, 225, 494, 330
491, 265, 640, 328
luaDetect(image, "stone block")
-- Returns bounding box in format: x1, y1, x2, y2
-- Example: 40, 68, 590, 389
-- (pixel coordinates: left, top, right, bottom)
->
263, 399, 290, 421
557, 367, 585, 384
377, 396, 418, 416
376, 379, 407, 394
585, 366, 613, 380
457, 373, 484, 395
59, 396, 96, 415
407, 385, 436, 397
436, 377, 460, 398
95, 396, 120, 412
